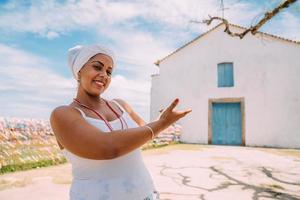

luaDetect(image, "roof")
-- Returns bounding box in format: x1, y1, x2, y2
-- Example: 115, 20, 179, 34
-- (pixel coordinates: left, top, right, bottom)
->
154, 22, 300, 66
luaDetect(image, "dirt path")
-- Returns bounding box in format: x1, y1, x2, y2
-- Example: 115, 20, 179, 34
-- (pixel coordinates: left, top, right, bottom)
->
1, 144, 300, 200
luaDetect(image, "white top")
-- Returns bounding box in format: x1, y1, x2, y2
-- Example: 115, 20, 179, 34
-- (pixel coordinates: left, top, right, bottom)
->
61, 100, 157, 200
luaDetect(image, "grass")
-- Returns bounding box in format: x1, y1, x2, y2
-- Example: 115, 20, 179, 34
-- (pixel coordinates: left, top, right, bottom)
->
0, 138, 183, 175
0, 158, 67, 174
261, 183, 285, 190
0, 177, 33, 190
3, 140, 299, 175
259, 148, 300, 159
142, 142, 204, 155
0, 137, 68, 175
0, 142, 204, 174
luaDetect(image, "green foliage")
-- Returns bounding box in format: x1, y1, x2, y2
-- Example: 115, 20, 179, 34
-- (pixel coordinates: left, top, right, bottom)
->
142, 141, 180, 150
1, 120, 182, 175
0, 157, 67, 174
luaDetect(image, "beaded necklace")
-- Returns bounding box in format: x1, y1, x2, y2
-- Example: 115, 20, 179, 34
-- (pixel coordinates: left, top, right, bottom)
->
73, 98, 128, 131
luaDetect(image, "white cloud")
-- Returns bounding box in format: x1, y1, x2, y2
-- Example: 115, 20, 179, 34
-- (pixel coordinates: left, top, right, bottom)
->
262, 12, 300, 41
103, 74, 151, 121
0, 0, 141, 38
1, 0, 299, 121
0, 44, 76, 119
46, 31, 59, 39
0, 0, 273, 38
97, 26, 171, 78
0, 44, 152, 121
2, 0, 298, 65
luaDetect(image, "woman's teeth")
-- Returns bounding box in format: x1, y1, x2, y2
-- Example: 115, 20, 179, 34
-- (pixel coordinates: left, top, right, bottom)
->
95, 80, 104, 86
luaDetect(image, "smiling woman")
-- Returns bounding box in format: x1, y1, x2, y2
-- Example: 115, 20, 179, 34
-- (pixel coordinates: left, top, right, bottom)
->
49, 44, 192, 200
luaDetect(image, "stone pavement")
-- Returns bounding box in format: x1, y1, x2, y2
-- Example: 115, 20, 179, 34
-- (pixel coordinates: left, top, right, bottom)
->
0, 144, 300, 200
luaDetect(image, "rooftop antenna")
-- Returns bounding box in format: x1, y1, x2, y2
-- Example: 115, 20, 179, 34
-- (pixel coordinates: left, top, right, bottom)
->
219, 0, 229, 18
221, 0, 225, 18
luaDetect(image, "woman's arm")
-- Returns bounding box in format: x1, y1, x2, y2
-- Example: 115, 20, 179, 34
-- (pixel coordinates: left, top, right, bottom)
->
50, 98, 191, 160
113, 98, 146, 126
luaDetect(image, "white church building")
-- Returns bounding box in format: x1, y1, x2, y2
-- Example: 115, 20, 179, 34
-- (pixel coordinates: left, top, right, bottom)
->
150, 23, 300, 148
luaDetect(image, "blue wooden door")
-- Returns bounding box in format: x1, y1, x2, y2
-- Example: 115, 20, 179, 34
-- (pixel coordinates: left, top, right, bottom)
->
212, 103, 242, 145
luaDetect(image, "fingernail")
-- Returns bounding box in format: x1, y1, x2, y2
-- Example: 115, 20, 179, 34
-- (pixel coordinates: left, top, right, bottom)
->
175, 98, 179, 102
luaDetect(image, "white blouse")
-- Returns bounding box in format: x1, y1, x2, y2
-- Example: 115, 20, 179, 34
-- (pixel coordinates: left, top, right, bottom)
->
61, 100, 159, 200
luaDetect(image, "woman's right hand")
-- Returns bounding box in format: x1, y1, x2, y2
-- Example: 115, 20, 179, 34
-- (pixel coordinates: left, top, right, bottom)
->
158, 98, 192, 128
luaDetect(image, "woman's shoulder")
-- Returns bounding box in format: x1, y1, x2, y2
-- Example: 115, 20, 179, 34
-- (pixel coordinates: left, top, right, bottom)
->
52, 104, 76, 114
111, 98, 130, 112
112, 98, 125, 104
50, 105, 81, 121
111, 98, 123, 106
112, 98, 146, 126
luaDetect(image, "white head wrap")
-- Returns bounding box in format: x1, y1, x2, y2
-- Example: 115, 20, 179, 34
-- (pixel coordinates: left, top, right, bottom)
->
68, 44, 115, 80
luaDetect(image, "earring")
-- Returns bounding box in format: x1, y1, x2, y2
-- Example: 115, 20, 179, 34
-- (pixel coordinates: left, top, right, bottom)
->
77, 72, 81, 83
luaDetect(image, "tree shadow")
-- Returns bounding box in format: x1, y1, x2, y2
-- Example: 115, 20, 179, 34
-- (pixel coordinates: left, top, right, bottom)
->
262, 167, 300, 186
158, 165, 300, 200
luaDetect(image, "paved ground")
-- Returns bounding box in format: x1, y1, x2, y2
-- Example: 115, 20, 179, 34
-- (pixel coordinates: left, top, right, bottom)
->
0, 144, 300, 200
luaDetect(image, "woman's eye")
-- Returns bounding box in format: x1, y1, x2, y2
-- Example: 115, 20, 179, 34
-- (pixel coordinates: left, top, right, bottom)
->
93, 65, 102, 70
93, 65, 112, 76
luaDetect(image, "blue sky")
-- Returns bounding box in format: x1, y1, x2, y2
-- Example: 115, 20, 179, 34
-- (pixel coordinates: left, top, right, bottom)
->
0, 0, 299, 121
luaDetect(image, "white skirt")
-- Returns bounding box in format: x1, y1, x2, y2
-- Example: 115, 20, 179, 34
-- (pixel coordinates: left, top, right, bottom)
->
69, 178, 159, 200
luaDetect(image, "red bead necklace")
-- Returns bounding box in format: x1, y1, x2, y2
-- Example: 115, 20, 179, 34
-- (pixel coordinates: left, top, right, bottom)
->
73, 98, 128, 131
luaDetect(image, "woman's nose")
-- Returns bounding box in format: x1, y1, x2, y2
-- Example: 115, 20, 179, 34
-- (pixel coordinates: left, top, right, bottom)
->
97, 71, 108, 79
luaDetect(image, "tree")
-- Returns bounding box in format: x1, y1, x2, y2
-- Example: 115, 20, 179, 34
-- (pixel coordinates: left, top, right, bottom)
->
193, 0, 298, 39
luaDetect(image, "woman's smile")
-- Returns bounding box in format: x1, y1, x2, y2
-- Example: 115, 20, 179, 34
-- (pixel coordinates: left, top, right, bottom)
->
93, 80, 105, 88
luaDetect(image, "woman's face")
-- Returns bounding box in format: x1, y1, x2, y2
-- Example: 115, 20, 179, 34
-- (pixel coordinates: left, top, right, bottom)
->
78, 53, 114, 96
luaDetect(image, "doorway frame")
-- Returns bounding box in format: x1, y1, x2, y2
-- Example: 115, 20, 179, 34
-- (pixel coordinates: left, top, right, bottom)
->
208, 97, 246, 145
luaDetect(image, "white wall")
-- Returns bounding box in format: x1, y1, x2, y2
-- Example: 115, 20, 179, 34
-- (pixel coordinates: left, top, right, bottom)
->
151, 24, 300, 148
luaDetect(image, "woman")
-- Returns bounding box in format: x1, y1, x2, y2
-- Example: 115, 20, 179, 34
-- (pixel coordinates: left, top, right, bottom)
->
50, 44, 192, 200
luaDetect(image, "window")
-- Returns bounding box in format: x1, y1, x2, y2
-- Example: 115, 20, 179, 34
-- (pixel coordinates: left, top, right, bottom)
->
218, 62, 234, 87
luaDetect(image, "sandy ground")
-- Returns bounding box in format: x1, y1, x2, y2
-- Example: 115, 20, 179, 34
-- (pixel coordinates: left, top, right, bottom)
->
0, 144, 300, 200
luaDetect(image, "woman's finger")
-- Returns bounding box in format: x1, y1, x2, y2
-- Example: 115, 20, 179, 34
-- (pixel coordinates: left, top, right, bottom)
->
166, 98, 179, 112
177, 109, 192, 117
